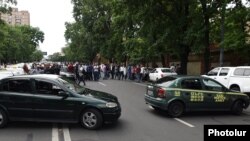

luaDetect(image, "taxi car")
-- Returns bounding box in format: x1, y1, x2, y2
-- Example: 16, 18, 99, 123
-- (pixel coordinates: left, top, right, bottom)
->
145, 76, 250, 117
0, 74, 121, 130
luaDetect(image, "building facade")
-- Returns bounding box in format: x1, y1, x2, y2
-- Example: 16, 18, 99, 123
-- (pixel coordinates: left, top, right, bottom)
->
1, 8, 30, 26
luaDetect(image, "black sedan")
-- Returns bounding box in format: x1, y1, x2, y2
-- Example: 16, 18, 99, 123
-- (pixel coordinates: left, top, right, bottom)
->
0, 74, 121, 130
145, 76, 250, 117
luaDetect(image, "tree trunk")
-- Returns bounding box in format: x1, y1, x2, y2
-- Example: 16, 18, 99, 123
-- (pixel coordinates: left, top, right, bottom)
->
178, 0, 190, 75
201, 0, 210, 73
161, 54, 166, 67
179, 44, 190, 75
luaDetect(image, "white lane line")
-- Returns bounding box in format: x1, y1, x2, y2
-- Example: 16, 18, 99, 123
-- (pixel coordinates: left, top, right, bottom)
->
63, 124, 72, 141
133, 82, 147, 87
98, 82, 106, 86
174, 118, 195, 128
52, 124, 59, 141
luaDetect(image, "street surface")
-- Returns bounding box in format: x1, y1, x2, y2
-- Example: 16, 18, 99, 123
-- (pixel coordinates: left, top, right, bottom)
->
0, 79, 250, 141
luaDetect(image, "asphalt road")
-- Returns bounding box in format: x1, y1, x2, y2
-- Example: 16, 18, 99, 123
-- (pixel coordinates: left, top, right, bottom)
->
0, 79, 250, 141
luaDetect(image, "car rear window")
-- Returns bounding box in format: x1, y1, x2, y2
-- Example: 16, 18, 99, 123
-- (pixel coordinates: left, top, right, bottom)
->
155, 76, 176, 84
161, 68, 171, 73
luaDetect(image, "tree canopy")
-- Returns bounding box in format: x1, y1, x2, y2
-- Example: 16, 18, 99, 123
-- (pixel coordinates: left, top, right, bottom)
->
62, 0, 249, 73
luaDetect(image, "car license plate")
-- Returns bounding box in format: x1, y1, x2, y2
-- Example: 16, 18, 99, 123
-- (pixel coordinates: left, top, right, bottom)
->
147, 90, 153, 96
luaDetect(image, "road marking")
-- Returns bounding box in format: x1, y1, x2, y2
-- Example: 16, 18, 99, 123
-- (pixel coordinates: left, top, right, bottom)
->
174, 118, 195, 127
133, 82, 147, 87
52, 124, 59, 141
63, 124, 72, 141
98, 82, 106, 86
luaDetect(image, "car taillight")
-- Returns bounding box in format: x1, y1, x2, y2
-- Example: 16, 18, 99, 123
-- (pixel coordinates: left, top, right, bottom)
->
157, 88, 166, 98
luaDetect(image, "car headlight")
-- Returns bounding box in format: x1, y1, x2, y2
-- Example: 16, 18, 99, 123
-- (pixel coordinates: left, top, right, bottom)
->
106, 102, 118, 108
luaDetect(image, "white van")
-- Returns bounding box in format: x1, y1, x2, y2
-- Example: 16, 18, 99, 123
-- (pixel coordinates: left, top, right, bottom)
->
203, 66, 250, 95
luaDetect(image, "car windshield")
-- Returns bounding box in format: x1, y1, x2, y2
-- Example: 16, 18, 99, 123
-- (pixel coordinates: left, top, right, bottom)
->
57, 77, 86, 94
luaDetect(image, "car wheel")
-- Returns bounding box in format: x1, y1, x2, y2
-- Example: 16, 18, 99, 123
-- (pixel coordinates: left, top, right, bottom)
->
80, 108, 103, 130
168, 101, 184, 117
231, 100, 243, 115
230, 86, 240, 92
0, 109, 8, 128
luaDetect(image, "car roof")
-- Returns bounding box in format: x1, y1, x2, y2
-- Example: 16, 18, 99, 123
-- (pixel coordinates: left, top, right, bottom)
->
213, 66, 236, 69
236, 66, 250, 68
4, 74, 60, 80
158, 75, 208, 80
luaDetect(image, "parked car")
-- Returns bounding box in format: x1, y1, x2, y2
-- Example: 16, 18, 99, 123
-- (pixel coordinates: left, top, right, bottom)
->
203, 66, 250, 95
149, 67, 177, 81
0, 70, 14, 80
142, 67, 154, 81
0, 74, 121, 129
59, 67, 75, 81
145, 75, 250, 117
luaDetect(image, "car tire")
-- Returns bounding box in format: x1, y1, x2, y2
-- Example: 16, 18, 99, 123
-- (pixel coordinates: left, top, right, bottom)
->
231, 100, 243, 115
0, 109, 8, 128
168, 101, 184, 117
80, 108, 103, 130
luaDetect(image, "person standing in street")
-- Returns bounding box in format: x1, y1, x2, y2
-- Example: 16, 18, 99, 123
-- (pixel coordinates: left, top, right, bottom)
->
78, 65, 86, 86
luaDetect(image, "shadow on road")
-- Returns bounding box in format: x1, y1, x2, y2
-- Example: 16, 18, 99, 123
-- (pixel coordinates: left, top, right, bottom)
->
6, 121, 52, 129
146, 108, 250, 118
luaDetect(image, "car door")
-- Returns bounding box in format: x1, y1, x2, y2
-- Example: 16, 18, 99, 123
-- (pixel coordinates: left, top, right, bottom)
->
215, 68, 230, 87
201, 78, 230, 110
32, 79, 79, 122
180, 78, 207, 110
0, 79, 34, 120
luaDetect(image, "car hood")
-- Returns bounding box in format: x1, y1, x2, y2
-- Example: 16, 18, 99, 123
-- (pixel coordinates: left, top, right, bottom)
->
79, 88, 118, 102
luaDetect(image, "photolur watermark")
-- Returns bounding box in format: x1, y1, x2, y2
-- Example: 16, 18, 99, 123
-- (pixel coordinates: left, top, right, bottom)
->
204, 125, 250, 141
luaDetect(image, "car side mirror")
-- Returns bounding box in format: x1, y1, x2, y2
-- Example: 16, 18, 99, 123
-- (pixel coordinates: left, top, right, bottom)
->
58, 91, 68, 98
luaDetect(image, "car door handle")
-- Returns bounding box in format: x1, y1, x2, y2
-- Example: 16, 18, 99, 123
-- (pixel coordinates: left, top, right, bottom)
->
224, 78, 227, 79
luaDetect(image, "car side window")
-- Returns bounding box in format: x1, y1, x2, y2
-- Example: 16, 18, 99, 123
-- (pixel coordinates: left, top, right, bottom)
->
219, 68, 229, 76
207, 68, 219, 76
234, 68, 244, 76
0, 79, 31, 93
35, 80, 63, 95
202, 78, 223, 91
243, 69, 250, 76
181, 79, 202, 90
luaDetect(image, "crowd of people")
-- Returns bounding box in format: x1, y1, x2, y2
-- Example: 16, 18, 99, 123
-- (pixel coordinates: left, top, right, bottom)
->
2, 61, 179, 85
65, 62, 154, 84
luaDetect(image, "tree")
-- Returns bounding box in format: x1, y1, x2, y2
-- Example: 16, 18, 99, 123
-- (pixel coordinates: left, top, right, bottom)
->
48, 52, 63, 62
0, 0, 17, 19
0, 24, 44, 63
31, 50, 44, 62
